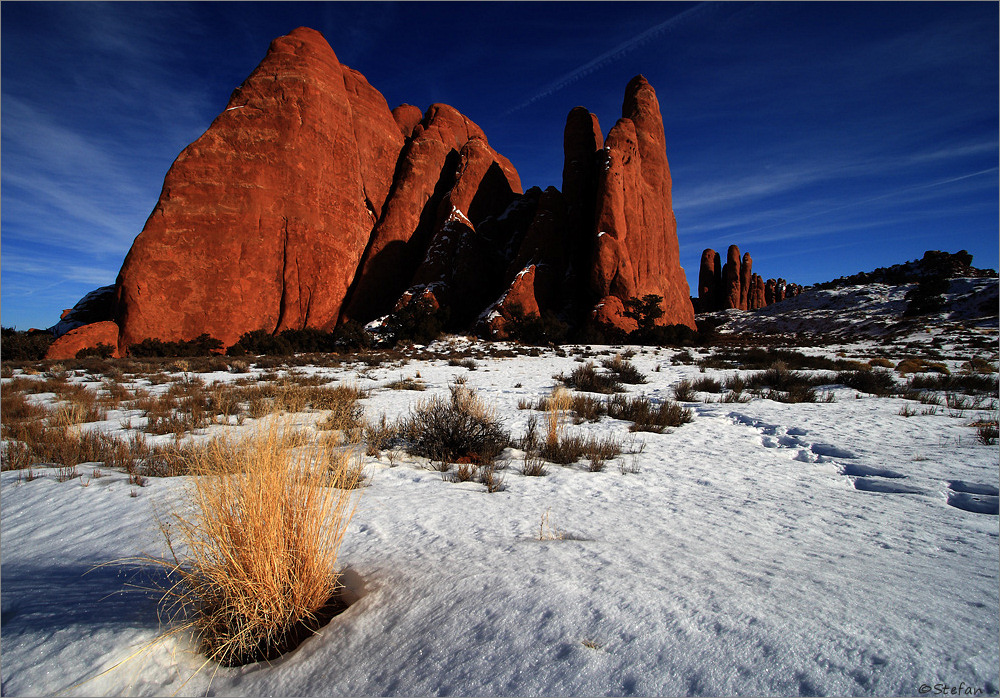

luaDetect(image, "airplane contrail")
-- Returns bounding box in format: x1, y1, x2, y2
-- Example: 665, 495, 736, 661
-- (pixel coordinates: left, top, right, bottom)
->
502, 2, 717, 117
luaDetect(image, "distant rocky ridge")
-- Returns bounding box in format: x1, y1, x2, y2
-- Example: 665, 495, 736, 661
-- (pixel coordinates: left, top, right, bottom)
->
694, 244, 801, 313
812, 250, 997, 289
45, 26, 697, 359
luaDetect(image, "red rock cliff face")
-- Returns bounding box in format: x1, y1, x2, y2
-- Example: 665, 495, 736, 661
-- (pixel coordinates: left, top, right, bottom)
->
338, 104, 515, 325
114, 27, 404, 350
104, 30, 702, 350
591, 76, 695, 331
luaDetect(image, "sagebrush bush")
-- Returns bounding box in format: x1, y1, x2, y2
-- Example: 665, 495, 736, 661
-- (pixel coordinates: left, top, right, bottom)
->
606, 394, 693, 432
837, 369, 899, 396
601, 355, 647, 385
908, 372, 998, 395
673, 379, 695, 402
558, 362, 624, 394
690, 376, 723, 393
404, 385, 510, 464
156, 424, 361, 666
539, 431, 622, 465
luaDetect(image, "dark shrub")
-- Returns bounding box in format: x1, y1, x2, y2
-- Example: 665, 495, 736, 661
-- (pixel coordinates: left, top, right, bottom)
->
130, 333, 223, 358
837, 369, 899, 396
558, 362, 624, 394
601, 355, 647, 384
404, 385, 510, 465
227, 330, 292, 356
623, 294, 665, 336
606, 394, 693, 432
1, 327, 55, 361
503, 304, 569, 345
387, 297, 449, 346
909, 372, 998, 395
76, 343, 115, 359
904, 274, 950, 317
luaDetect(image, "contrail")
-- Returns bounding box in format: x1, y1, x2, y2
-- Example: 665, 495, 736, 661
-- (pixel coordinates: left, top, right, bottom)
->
738, 167, 999, 238
502, 2, 716, 117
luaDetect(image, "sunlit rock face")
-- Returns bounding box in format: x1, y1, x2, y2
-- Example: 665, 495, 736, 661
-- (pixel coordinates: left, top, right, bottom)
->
101, 28, 699, 352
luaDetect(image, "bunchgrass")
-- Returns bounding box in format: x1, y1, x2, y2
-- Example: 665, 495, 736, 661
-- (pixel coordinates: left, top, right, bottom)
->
155, 423, 361, 667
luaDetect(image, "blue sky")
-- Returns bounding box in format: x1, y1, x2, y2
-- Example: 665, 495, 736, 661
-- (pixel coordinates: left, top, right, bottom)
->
2, 1, 997, 330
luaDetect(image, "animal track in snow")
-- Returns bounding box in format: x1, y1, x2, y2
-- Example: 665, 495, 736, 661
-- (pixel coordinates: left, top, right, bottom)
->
730, 411, 928, 496
946, 481, 999, 515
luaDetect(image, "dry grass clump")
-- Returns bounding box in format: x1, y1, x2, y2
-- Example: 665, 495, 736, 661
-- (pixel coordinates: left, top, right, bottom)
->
155, 424, 362, 667
386, 376, 427, 391
557, 362, 624, 394
539, 431, 622, 466
606, 394, 693, 432
0, 419, 189, 477
868, 357, 895, 369
689, 376, 723, 393
896, 357, 950, 375
601, 355, 647, 384
317, 390, 366, 444
836, 368, 899, 396
673, 379, 695, 402
544, 388, 573, 449
403, 384, 510, 465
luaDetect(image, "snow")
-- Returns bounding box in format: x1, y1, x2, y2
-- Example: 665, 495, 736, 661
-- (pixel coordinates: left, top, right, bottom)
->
2, 330, 998, 696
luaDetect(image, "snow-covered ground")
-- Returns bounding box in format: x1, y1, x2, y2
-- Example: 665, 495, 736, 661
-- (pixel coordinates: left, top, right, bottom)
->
2, 310, 998, 696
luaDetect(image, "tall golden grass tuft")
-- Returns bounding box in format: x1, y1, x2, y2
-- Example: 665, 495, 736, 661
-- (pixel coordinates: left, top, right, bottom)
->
158, 422, 362, 666
545, 387, 572, 449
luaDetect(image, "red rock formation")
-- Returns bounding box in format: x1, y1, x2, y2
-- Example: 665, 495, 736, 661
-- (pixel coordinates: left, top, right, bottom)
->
399, 134, 522, 325
391, 104, 423, 139
480, 187, 568, 337
722, 245, 742, 310
104, 32, 700, 350
562, 108, 603, 319
739, 252, 753, 310
339, 104, 520, 325
776, 278, 787, 302
115, 27, 405, 351
590, 76, 695, 332
47, 284, 115, 338
45, 321, 120, 360
591, 295, 639, 334
752, 274, 765, 310
698, 249, 721, 311
764, 279, 776, 305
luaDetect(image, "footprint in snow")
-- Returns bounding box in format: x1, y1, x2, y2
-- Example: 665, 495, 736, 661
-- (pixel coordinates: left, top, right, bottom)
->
853, 478, 927, 495
946, 481, 999, 515
841, 464, 905, 478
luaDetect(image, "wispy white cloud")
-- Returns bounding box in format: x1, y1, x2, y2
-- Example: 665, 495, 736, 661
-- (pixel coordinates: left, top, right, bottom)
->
502, 2, 717, 116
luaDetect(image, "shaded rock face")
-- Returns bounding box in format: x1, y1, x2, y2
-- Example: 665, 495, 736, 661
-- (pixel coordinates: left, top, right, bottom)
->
48, 285, 115, 338
45, 321, 120, 360
722, 245, 742, 310
698, 249, 721, 311
104, 29, 696, 351
739, 253, 753, 311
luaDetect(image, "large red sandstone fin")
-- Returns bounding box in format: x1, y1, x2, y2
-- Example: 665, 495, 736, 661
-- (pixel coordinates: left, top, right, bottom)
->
341, 106, 521, 325
589, 76, 695, 332
114, 27, 404, 351
722, 244, 742, 310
